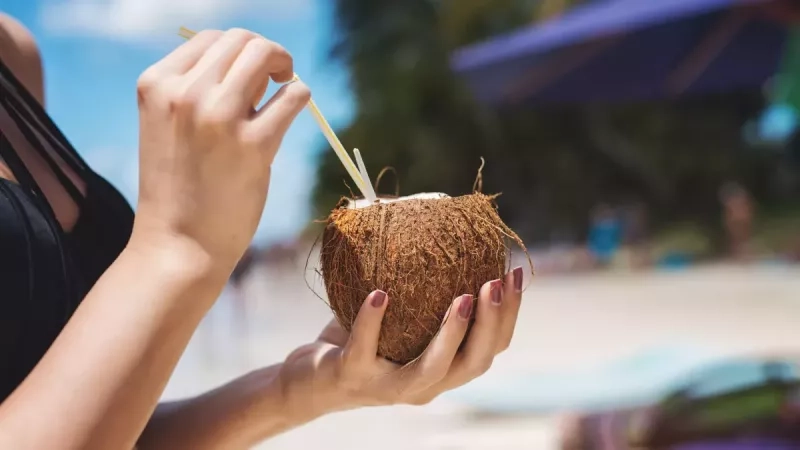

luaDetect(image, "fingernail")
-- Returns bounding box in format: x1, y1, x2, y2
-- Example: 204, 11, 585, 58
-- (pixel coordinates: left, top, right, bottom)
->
513, 267, 523, 292
458, 295, 474, 320
371, 290, 387, 308
490, 280, 502, 305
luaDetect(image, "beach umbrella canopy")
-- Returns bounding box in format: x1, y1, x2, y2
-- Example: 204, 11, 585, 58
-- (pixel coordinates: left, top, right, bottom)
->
451, 0, 794, 107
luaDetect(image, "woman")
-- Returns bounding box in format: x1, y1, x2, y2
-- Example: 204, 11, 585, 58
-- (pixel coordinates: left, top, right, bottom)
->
587, 203, 622, 269
0, 15, 524, 450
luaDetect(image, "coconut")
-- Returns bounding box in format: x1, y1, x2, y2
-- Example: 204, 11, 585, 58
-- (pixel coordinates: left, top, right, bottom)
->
320, 192, 526, 365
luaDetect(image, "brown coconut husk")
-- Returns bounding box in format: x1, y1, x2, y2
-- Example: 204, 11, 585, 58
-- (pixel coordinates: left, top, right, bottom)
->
320, 192, 528, 365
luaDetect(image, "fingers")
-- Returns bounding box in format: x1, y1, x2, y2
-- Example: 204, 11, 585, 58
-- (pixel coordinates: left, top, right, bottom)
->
496, 267, 524, 352
242, 80, 310, 157
332, 275, 525, 408
146, 29, 223, 76
456, 279, 503, 377
411, 278, 507, 400
223, 37, 293, 85
318, 319, 349, 346
401, 295, 472, 392
342, 291, 388, 369
222, 37, 294, 110
161, 26, 307, 151
186, 28, 256, 84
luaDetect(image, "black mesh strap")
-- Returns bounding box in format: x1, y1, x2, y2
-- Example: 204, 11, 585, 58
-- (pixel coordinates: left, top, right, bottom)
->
0, 59, 88, 174
0, 56, 84, 318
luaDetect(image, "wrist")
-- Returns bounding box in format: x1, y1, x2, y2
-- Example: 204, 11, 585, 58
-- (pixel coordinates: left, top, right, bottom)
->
126, 226, 231, 288
277, 345, 353, 422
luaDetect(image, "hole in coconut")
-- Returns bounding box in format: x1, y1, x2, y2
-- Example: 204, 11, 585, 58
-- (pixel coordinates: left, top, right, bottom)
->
347, 192, 450, 210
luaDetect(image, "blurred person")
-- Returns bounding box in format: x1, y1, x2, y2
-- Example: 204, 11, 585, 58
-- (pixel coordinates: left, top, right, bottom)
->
0, 16, 524, 450
229, 245, 257, 339
261, 240, 300, 267
587, 203, 623, 269
789, 236, 800, 263
622, 201, 651, 270
719, 182, 755, 262
201, 245, 258, 366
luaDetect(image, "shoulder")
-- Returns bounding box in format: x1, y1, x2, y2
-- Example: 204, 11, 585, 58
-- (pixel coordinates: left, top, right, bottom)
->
0, 13, 45, 105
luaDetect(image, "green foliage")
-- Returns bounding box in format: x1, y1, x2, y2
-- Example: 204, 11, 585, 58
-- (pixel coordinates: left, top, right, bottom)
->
312, 0, 800, 246
752, 206, 800, 254
651, 223, 714, 259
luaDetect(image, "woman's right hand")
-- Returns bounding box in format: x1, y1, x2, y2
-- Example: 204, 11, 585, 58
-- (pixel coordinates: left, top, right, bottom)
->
132, 28, 310, 272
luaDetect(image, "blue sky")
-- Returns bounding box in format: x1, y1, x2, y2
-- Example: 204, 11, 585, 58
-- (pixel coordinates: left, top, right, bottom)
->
5, 0, 354, 244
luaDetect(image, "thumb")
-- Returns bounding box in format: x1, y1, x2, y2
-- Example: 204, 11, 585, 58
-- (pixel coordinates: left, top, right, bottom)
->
342, 290, 388, 368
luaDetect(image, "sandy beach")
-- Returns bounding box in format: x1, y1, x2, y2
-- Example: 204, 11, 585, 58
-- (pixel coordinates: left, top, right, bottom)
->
162, 257, 800, 449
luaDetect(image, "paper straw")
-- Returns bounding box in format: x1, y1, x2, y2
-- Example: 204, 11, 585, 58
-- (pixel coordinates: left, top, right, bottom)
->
353, 148, 377, 203
177, 27, 369, 198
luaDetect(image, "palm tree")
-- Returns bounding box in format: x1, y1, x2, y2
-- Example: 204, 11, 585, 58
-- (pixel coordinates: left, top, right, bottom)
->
314, 0, 538, 214
313, 0, 779, 246
314, 0, 653, 237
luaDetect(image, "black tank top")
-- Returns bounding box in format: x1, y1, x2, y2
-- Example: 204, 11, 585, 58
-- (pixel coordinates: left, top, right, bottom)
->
0, 58, 134, 401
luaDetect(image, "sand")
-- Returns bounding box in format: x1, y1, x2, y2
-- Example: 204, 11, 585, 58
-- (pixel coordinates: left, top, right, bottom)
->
163, 255, 800, 450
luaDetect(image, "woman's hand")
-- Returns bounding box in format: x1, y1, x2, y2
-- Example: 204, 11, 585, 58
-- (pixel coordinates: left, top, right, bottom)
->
133, 28, 310, 271
279, 267, 525, 419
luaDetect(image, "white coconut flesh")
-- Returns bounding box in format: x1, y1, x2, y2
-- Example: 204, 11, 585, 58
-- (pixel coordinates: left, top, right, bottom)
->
347, 192, 449, 210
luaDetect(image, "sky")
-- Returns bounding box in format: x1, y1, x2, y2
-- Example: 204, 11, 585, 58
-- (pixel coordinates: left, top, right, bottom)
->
3, 0, 354, 244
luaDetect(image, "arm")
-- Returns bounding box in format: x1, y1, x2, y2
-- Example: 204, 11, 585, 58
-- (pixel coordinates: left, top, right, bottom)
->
0, 23, 310, 450
1, 22, 309, 448
2, 18, 223, 449
138, 364, 313, 450
138, 267, 525, 450
0, 238, 228, 450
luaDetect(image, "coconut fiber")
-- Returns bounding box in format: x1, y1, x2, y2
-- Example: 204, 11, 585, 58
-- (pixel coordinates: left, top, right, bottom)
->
320, 193, 526, 365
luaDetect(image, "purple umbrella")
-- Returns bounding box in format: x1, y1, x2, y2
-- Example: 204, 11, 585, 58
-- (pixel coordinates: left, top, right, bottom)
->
451, 0, 792, 106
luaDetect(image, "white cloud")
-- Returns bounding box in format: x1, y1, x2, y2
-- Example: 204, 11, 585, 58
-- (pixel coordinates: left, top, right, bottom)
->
39, 0, 312, 43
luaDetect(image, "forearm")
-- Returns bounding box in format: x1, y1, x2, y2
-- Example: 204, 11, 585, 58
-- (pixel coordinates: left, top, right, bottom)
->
138, 343, 349, 449
0, 236, 229, 450
139, 364, 305, 450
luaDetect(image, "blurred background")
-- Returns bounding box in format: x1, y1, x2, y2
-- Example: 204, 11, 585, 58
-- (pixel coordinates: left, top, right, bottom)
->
6, 0, 800, 448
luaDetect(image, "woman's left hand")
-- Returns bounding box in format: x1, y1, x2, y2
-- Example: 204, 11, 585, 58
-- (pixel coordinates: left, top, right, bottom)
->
279, 267, 524, 419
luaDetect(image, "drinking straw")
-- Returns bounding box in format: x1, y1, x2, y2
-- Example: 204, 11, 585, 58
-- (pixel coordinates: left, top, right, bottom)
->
353, 148, 377, 203
178, 27, 369, 199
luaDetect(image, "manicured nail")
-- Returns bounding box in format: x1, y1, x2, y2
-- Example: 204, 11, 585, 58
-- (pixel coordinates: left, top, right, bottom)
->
458, 295, 474, 320
513, 267, 523, 292
371, 290, 387, 308
491, 280, 503, 305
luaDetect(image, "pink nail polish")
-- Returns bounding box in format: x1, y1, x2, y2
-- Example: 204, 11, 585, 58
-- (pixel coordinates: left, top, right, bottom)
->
513, 267, 523, 292
491, 280, 503, 305
371, 290, 387, 308
458, 295, 473, 319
